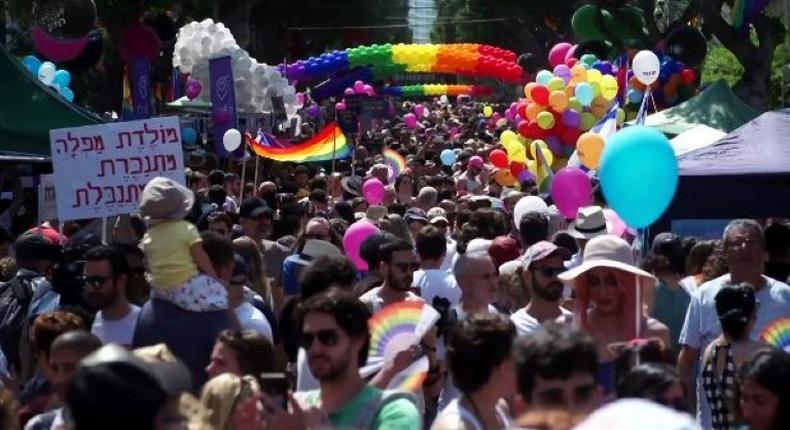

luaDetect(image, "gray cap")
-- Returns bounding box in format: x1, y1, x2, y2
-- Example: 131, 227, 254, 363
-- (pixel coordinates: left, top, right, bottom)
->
138, 177, 194, 221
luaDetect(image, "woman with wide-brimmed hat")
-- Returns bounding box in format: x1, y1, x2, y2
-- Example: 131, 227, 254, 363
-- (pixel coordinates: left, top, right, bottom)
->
559, 234, 670, 396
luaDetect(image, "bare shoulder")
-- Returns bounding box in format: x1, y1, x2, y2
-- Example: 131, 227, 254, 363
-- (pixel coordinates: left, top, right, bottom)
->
644, 318, 671, 344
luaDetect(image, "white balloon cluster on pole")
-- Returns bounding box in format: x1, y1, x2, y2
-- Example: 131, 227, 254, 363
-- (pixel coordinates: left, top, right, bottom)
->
173, 19, 298, 115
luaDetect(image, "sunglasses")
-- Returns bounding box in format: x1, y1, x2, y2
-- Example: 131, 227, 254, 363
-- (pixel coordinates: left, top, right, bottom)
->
301, 329, 340, 349
534, 267, 566, 277
84, 275, 111, 289
393, 262, 420, 272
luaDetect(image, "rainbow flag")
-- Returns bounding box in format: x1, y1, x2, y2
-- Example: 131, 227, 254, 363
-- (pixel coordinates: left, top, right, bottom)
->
246, 123, 351, 162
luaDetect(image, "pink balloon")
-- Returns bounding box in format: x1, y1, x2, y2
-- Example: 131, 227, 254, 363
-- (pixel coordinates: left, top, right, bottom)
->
362, 178, 385, 205
342, 220, 381, 271
491, 112, 501, 121
549, 42, 573, 68
414, 104, 425, 118
550, 167, 592, 219
565, 44, 579, 63
404, 113, 417, 129
344, 87, 355, 96
354, 80, 365, 93
604, 208, 627, 237
296, 92, 305, 106
363, 84, 374, 95
505, 110, 516, 122
185, 78, 202, 100
335, 102, 346, 111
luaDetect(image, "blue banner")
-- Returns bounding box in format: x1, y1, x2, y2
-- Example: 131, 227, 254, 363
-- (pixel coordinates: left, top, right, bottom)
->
209, 55, 241, 158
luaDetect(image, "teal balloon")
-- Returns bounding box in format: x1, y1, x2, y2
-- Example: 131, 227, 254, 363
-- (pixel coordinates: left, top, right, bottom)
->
21, 55, 41, 74
182, 127, 198, 146
53, 70, 71, 87
599, 126, 678, 228
536, 70, 553, 86
60, 87, 75, 102
440, 149, 457, 166
575, 82, 594, 106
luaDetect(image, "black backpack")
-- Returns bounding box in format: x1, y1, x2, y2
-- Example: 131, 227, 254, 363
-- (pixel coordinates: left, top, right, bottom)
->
0, 273, 35, 374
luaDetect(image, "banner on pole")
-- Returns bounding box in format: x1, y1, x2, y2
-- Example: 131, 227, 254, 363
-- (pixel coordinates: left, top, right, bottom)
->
131, 57, 152, 120
49, 117, 185, 221
209, 55, 240, 158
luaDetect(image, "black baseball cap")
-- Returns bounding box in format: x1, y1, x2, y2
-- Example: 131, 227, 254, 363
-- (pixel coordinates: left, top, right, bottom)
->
239, 197, 273, 219
15, 232, 61, 262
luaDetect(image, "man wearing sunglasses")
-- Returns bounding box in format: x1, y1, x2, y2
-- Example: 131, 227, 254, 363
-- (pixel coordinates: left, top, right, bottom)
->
83, 245, 139, 347
359, 239, 422, 314
511, 241, 574, 337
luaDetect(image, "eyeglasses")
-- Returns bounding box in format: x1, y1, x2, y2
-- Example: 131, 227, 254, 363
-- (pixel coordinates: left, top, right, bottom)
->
534, 267, 566, 277
393, 262, 420, 272
84, 275, 111, 289
300, 329, 340, 349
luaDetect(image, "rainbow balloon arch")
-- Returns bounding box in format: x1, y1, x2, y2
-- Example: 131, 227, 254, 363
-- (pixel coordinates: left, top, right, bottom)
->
280, 43, 522, 100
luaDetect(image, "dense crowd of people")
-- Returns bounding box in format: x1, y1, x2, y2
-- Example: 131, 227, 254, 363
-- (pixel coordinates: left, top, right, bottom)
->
0, 99, 789, 430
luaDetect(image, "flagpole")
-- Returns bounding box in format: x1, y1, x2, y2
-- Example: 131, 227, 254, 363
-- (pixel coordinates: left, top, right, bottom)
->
331, 121, 338, 199
240, 148, 247, 203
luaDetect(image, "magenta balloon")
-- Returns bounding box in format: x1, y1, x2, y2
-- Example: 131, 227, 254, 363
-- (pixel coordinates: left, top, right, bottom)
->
550, 167, 592, 219
344, 87, 355, 96
362, 178, 385, 205
565, 44, 579, 63
335, 102, 346, 111
185, 79, 202, 100
342, 220, 381, 271
354, 80, 365, 93
404, 113, 417, 129
604, 208, 627, 237
505, 110, 516, 122
307, 105, 320, 119
549, 42, 573, 68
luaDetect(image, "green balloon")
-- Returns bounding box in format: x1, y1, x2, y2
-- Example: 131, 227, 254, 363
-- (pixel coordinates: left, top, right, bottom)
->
537, 111, 555, 130
572, 5, 613, 42
548, 77, 565, 91
581, 112, 597, 131
569, 97, 583, 112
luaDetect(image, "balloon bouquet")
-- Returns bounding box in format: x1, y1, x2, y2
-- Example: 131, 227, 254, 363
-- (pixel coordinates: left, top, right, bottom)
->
335, 80, 376, 112
21, 55, 75, 102
625, 52, 698, 113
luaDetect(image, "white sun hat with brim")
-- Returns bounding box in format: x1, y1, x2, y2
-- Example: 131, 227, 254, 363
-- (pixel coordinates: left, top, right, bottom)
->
294, 239, 343, 266
572, 399, 700, 430
558, 235, 655, 285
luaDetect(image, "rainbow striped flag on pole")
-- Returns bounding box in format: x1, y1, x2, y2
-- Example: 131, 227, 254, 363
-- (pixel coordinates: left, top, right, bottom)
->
245, 123, 351, 162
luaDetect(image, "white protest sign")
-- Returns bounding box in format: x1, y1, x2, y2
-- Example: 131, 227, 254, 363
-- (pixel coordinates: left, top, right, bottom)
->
50, 117, 185, 221
37, 174, 57, 223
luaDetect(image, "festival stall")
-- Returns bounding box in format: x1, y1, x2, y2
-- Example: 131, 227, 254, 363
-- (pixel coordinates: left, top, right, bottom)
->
663, 109, 790, 220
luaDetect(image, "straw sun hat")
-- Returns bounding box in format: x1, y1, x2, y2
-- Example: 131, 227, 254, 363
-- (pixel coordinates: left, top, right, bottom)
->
558, 235, 655, 285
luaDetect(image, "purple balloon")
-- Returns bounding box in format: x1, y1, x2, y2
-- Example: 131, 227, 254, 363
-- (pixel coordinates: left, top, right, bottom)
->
505, 110, 516, 122
562, 109, 581, 128
545, 135, 563, 155
307, 105, 320, 119
185, 79, 202, 100
518, 170, 536, 183
550, 167, 593, 219
553, 64, 572, 84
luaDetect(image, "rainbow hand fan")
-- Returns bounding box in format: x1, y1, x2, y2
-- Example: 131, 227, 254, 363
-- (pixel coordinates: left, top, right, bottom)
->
383, 148, 406, 183
360, 301, 440, 392
760, 317, 790, 353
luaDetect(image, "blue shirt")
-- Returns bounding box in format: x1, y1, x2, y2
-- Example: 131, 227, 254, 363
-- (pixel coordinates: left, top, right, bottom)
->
651, 281, 691, 352
282, 254, 307, 296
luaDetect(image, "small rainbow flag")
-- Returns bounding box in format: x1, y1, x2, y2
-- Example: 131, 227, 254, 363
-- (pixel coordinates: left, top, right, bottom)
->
760, 317, 790, 353
383, 148, 406, 182
246, 123, 351, 162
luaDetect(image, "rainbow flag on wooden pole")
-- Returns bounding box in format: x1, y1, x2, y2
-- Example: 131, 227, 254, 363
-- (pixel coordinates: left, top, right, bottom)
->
245, 123, 351, 162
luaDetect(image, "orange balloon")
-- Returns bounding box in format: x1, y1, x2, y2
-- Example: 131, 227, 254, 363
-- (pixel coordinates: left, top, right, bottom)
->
549, 91, 569, 113
590, 97, 609, 118
576, 132, 605, 169
525, 103, 544, 122
494, 169, 518, 187
564, 82, 576, 98
524, 83, 538, 100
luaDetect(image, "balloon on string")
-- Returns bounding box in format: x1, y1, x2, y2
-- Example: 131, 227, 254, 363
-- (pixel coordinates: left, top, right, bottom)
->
514, 196, 549, 227
562, 109, 581, 128
181, 127, 198, 146
354, 80, 366, 93
510, 161, 525, 177
544, 135, 563, 155
307, 105, 320, 118
536, 70, 553, 85
549, 91, 569, 113
483, 105, 493, 117
343, 220, 380, 271
576, 132, 604, 169
536, 112, 555, 130
547, 77, 565, 91
531, 86, 550, 105
414, 104, 426, 118
530, 140, 554, 166
549, 42, 573, 68
553, 64, 572, 83
599, 126, 678, 228
223, 129, 242, 152
551, 167, 592, 219
362, 178, 385, 205
344, 87, 356, 96
185, 78, 202, 100
489, 149, 509, 168
517, 169, 536, 183
632, 50, 660, 85
580, 112, 597, 131
440, 149, 457, 166
627, 89, 643, 104
523, 82, 538, 100
600, 75, 618, 100
494, 169, 518, 187
575, 83, 594, 106
404, 113, 417, 129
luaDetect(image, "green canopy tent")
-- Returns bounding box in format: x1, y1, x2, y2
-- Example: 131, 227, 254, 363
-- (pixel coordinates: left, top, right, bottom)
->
640, 80, 759, 136
0, 44, 102, 157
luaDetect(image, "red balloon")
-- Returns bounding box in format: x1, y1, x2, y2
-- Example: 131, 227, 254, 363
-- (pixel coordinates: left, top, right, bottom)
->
510, 161, 525, 177
560, 128, 581, 146
489, 149, 509, 168
530, 85, 550, 106
681, 68, 696, 85
566, 58, 579, 67
516, 102, 528, 120
517, 120, 531, 137
525, 121, 547, 139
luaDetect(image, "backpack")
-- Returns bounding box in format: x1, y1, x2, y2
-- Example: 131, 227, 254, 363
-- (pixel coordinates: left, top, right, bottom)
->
296, 388, 417, 430
0, 273, 35, 375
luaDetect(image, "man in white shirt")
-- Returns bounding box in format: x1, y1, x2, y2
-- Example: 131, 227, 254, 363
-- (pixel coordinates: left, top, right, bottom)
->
678, 219, 790, 428
84, 245, 140, 347
229, 256, 273, 342
511, 241, 573, 336
413, 225, 461, 307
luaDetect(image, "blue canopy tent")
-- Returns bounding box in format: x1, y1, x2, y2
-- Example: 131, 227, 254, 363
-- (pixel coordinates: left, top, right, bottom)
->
661, 109, 790, 221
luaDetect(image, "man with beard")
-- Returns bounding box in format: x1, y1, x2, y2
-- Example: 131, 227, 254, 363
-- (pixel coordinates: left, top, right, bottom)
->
359, 239, 422, 313
511, 241, 574, 336
83, 245, 139, 347
239, 288, 420, 429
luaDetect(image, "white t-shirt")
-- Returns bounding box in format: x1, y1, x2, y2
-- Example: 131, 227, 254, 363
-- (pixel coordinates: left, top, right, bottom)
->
235, 302, 273, 342
359, 286, 422, 314
441, 239, 458, 273
91, 305, 141, 347
414, 269, 461, 307
679, 274, 790, 428
295, 348, 319, 392
510, 306, 574, 337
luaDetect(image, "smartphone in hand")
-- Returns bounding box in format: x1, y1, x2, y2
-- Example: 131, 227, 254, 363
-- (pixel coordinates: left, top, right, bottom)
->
260, 372, 290, 410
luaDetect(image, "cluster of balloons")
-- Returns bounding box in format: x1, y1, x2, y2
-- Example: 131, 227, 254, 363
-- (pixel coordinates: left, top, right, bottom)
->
503, 43, 625, 179
334, 80, 377, 112
381, 84, 491, 98
173, 19, 298, 115
311, 67, 374, 101
626, 52, 698, 110
21, 56, 75, 102
280, 43, 522, 84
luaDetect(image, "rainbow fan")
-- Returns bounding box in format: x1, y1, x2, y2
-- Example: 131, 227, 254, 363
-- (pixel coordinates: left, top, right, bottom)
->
363, 301, 440, 392
383, 148, 406, 183
760, 317, 790, 353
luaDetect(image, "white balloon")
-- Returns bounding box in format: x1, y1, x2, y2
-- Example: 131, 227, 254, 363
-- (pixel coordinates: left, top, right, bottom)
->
632, 50, 660, 86
513, 196, 549, 228
37, 62, 56, 85
223, 129, 242, 152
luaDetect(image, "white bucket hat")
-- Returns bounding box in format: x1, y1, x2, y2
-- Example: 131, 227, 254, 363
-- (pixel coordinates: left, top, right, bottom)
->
558, 235, 655, 284
567, 206, 609, 240
294, 239, 343, 266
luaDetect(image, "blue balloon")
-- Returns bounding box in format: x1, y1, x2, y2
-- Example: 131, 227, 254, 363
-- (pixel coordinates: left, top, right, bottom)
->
60, 87, 75, 102
536, 70, 553, 86
599, 126, 678, 228
53, 69, 71, 87
182, 127, 198, 146
21, 55, 41, 74
627, 89, 643, 104
575, 82, 594, 106
440, 149, 457, 166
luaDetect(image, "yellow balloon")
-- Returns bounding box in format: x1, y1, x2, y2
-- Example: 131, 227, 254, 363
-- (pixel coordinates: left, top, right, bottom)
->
506, 140, 527, 163
600, 75, 619, 101
576, 132, 605, 169
483, 106, 493, 118
590, 81, 601, 97
530, 140, 554, 167
549, 90, 569, 113
586, 69, 603, 84
570, 65, 587, 83
500, 130, 518, 145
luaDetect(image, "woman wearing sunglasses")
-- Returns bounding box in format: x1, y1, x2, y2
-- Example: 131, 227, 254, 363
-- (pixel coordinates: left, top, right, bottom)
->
558, 235, 670, 398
